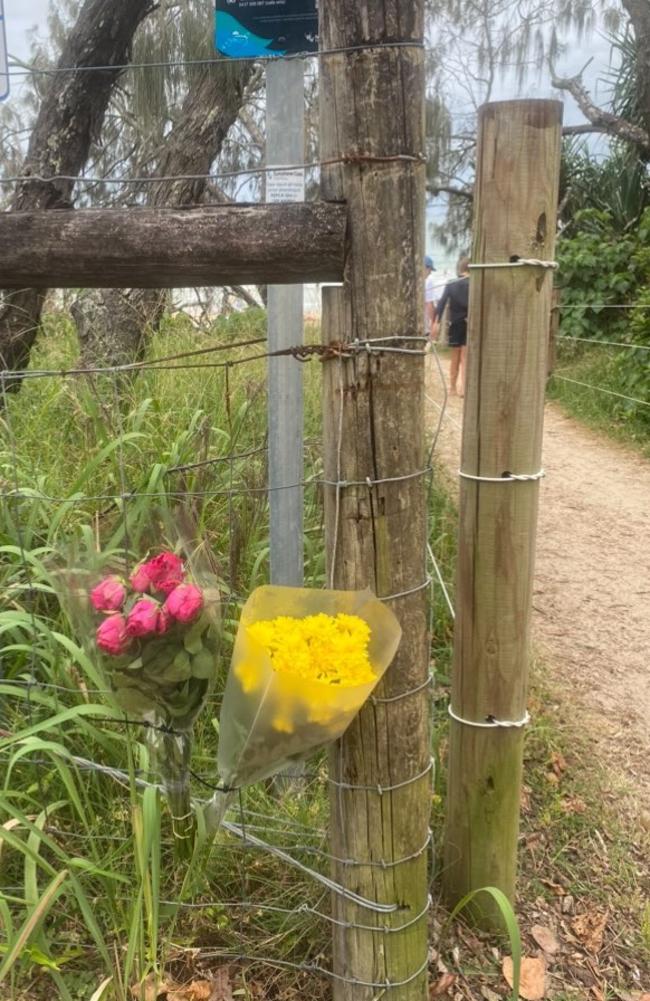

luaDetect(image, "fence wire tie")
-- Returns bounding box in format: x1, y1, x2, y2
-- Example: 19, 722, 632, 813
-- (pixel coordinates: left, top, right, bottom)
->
380, 575, 433, 601
222, 820, 399, 914
469, 258, 558, 270
459, 469, 545, 483
298, 893, 432, 934
448, 705, 531, 729
329, 758, 433, 795
315, 955, 430, 989
371, 672, 434, 704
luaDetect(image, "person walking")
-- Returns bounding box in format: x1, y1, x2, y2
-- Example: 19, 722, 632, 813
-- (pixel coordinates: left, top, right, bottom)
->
432, 255, 469, 397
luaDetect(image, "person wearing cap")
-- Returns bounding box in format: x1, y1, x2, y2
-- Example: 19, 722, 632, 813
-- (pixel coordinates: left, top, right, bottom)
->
432, 255, 470, 397
424, 255, 437, 339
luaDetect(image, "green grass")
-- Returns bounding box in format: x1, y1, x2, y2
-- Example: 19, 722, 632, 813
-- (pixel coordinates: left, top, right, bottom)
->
548, 341, 650, 456
0, 309, 331, 1000
1, 310, 648, 999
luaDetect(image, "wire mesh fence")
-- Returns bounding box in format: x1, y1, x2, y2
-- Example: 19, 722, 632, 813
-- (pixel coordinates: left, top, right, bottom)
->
0, 305, 451, 998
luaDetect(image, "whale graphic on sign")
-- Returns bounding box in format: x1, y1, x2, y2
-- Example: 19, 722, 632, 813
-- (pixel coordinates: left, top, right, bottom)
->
215, 12, 275, 58
215, 1, 318, 59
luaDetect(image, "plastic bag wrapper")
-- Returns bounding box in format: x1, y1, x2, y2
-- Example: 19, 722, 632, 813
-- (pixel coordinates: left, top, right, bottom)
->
52, 535, 222, 858
205, 585, 401, 833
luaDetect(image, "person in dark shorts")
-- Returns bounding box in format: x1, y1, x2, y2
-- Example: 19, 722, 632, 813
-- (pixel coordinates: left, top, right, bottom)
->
432, 256, 470, 397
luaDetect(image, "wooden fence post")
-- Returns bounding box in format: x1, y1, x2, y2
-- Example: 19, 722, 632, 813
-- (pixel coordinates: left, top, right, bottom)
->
320, 2, 430, 1000
442, 100, 563, 925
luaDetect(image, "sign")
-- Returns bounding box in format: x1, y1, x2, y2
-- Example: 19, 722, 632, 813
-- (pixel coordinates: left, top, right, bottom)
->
0, 0, 9, 103
215, 0, 318, 59
266, 167, 305, 203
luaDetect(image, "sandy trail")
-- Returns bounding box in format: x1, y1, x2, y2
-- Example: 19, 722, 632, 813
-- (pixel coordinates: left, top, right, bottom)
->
426, 354, 650, 809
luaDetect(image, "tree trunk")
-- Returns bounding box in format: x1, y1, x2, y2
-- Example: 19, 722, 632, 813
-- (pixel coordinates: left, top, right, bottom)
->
75, 61, 255, 369
622, 0, 650, 144
0, 0, 156, 383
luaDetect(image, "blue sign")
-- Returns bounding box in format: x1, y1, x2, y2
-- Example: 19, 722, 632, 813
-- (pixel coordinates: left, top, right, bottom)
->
215, 0, 318, 59
0, 0, 9, 103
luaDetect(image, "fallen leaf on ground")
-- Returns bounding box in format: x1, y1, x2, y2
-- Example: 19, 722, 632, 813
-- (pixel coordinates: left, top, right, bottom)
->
531, 925, 561, 956
502, 955, 547, 1000
131, 977, 171, 1001
540, 878, 565, 896
168, 981, 214, 1001
430, 973, 456, 996
561, 796, 587, 814
209, 969, 233, 1001
571, 910, 608, 954
550, 751, 567, 776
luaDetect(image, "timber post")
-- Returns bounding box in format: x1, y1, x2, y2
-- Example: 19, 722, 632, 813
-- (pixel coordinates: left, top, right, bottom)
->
442, 100, 563, 926
0, 203, 346, 289
320, 2, 430, 1000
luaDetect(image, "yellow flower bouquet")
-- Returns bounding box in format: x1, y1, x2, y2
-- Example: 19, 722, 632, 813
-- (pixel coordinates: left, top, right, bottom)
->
204, 585, 401, 833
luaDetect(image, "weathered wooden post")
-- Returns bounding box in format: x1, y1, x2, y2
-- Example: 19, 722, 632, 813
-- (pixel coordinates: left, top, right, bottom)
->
320, 2, 430, 999
442, 100, 563, 924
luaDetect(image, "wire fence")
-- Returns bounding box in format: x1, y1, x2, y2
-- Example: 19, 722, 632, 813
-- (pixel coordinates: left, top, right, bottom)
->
0, 304, 446, 996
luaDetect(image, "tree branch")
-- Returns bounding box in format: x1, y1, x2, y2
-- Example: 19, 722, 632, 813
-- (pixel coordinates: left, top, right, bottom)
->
562, 123, 610, 137
427, 182, 474, 201
551, 64, 650, 155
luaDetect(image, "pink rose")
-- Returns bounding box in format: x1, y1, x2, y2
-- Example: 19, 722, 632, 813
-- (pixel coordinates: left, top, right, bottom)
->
126, 599, 163, 638
130, 565, 152, 593
96, 615, 131, 656
164, 583, 203, 624
130, 552, 184, 595
90, 576, 126, 613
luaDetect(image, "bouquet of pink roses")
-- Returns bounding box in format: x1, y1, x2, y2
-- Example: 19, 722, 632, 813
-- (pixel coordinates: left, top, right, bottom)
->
63, 549, 220, 858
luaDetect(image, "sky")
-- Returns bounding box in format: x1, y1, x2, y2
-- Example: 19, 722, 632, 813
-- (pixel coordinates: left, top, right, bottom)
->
5, 0, 48, 61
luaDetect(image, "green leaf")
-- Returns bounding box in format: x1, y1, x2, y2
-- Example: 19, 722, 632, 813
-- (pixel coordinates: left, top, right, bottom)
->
443, 887, 522, 1001
0, 870, 68, 983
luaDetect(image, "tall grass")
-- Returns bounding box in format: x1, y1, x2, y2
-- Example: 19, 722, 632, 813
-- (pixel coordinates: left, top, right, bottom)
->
548, 341, 650, 456
0, 310, 333, 999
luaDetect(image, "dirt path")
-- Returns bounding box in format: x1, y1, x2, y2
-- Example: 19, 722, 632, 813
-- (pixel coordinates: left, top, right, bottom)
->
425, 355, 650, 810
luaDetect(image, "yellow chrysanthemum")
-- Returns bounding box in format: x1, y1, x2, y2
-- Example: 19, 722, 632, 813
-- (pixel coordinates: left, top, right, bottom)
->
247, 613, 375, 687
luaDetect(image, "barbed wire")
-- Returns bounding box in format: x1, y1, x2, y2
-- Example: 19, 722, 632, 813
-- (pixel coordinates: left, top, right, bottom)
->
0, 335, 428, 383
0, 152, 425, 190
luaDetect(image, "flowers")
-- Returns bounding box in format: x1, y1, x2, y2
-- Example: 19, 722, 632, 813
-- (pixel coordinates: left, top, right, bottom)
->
246, 613, 375, 687
126, 598, 166, 638
57, 547, 222, 863
204, 586, 401, 836
130, 552, 184, 596
89, 553, 209, 657
90, 576, 126, 613
96, 614, 130, 655
164, 583, 204, 624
